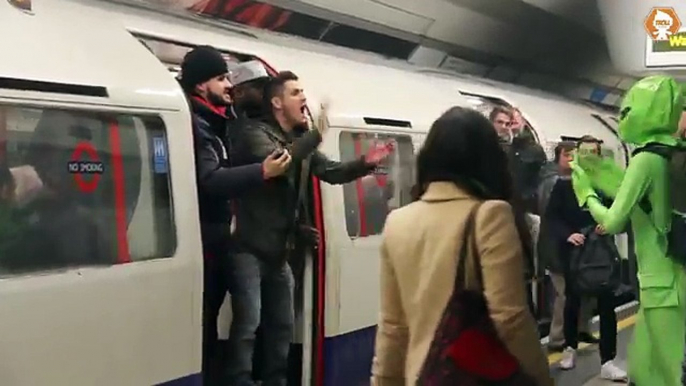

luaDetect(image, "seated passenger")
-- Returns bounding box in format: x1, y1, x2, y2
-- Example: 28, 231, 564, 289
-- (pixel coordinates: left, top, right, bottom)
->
0, 159, 115, 272
371, 106, 552, 386
9, 165, 43, 207
0, 163, 20, 267
177, 45, 292, 385
227, 70, 390, 386
0, 163, 13, 202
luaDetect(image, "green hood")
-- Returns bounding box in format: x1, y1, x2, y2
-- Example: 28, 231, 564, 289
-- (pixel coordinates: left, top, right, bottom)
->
618, 75, 682, 147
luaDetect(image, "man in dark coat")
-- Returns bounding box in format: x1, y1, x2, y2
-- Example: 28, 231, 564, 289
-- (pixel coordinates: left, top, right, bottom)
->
538, 141, 595, 352
178, 45, 292, 385
226, 70, 390, 386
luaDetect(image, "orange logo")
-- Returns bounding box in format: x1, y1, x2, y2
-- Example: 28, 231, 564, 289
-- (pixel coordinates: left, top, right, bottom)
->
645, 7, 682, 41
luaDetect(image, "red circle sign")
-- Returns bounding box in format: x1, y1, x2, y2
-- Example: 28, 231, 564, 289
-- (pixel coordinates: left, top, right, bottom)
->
69, 141, 102, 193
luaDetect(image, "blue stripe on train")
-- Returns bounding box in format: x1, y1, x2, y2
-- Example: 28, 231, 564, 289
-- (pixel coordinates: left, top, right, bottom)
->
156, 326, 377, 386
324, 325, 377, 386
156, 373, 202, 386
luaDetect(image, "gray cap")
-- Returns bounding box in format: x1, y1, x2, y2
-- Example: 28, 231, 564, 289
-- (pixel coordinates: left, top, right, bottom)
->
229, 60, 270, 86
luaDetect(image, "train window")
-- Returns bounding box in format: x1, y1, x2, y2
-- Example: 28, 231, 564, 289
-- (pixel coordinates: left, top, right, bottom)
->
461, 93, 539, 143
0, 105, 175, 276
339, 131, 415, 238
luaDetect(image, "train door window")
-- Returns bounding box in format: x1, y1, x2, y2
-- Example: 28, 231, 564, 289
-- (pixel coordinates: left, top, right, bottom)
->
0, 105, 176, 277
339, 131, 415, 238
133, 34, 250, 72
461, 92, 540, 143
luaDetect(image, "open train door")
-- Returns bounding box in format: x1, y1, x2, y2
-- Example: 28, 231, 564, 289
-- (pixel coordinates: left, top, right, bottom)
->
129, 31, 326, 386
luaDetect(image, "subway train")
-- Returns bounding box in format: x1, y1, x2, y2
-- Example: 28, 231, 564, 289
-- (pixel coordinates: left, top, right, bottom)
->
0, 0, 635, 385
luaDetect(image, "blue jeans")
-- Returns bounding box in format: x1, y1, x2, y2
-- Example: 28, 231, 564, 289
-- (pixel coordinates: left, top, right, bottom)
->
226, 252, 294, 386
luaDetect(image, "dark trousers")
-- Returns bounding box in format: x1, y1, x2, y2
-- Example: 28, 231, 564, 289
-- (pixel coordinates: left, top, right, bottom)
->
563, 273, 617, 364
225, 251, 294, 386
203, 255, 230, 386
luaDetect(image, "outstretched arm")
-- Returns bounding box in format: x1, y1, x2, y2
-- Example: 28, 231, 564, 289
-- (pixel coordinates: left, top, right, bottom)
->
311, 150, 375, 184
574, 152, 656, 234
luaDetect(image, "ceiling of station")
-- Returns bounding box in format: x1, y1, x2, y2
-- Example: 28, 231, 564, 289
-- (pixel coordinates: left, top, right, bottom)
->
117, 0, 641, 109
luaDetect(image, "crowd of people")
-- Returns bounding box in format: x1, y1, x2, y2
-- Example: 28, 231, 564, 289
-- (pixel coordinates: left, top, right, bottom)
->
181, 42, 685, 386
371, 75, 686, 386
181, 46, 391, 386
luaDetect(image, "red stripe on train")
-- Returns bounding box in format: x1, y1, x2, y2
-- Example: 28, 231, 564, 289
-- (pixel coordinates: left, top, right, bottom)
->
109, 120, 131, 264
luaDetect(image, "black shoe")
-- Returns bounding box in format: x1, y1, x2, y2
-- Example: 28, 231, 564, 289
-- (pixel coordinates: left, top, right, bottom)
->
578, 332, 599, 344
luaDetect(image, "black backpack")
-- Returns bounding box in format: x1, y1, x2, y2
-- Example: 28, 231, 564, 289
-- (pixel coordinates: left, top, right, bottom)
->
633, 142, 686, 265
570, 226, 622, 295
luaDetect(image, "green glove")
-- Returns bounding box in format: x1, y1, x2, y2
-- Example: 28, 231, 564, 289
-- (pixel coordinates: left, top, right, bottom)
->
570, 157, 599, 207
576, 149, 602, 173
577, 151, 625, 199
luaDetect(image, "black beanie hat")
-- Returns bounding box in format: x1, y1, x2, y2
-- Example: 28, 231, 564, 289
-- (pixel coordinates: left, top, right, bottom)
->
179, 45, 228, 92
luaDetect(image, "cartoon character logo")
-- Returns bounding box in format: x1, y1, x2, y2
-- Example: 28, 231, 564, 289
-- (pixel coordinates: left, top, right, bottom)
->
645, 7, 682, 41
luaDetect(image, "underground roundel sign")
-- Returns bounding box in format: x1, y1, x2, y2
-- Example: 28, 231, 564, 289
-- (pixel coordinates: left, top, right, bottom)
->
68, 141, 104, 193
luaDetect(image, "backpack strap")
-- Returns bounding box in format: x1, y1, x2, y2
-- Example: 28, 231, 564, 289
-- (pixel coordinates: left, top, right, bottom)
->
632, 142, 673, 159
632, 142, 674, 214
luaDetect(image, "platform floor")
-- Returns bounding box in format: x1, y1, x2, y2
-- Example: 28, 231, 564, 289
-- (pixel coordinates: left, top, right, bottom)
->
548, 315, 634, 386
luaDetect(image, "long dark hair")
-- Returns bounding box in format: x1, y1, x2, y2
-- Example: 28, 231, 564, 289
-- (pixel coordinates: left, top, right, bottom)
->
412, 106, 534, 269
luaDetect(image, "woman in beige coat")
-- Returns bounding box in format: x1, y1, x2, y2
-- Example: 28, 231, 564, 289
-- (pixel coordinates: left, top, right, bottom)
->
371, 107, 552, 386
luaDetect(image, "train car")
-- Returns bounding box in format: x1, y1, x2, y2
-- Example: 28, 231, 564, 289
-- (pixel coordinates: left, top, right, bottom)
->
0, 1, 633, 385
0, 1, 203, 385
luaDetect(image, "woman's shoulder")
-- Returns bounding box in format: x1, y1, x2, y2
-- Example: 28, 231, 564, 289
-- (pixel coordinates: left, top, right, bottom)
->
383, 201, 424, 229
477, 199, 513, 217
384, 199, 513, 233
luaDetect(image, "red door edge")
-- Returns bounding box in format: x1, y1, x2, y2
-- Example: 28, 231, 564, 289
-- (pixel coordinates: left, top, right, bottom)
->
109, 119, 131, 264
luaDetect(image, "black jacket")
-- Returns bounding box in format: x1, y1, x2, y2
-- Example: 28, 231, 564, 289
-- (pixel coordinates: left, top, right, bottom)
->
190, 97, 265, 253
502, 135, 547, 215
228, 116, 374, 263
543, 178, 615, 274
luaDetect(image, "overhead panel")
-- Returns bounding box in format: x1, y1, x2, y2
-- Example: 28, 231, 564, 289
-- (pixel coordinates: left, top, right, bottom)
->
132, 0, 633, 107
292, 0, 435, 35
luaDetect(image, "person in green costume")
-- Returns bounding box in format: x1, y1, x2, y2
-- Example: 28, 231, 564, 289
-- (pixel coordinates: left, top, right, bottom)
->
571, 74, 684, 386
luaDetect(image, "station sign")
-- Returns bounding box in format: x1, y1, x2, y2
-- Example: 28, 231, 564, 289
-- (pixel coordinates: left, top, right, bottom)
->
645, 8, 686, 68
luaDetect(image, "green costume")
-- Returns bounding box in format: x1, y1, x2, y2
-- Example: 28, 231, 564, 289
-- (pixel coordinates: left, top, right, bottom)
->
571, 75, 684, 386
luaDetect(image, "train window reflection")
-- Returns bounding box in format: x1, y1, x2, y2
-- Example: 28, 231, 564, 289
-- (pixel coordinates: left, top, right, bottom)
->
339, 131, 415, 238
0, 105, 176, 277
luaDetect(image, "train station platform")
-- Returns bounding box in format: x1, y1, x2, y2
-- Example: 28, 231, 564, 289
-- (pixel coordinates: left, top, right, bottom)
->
547, 301, 637, 386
